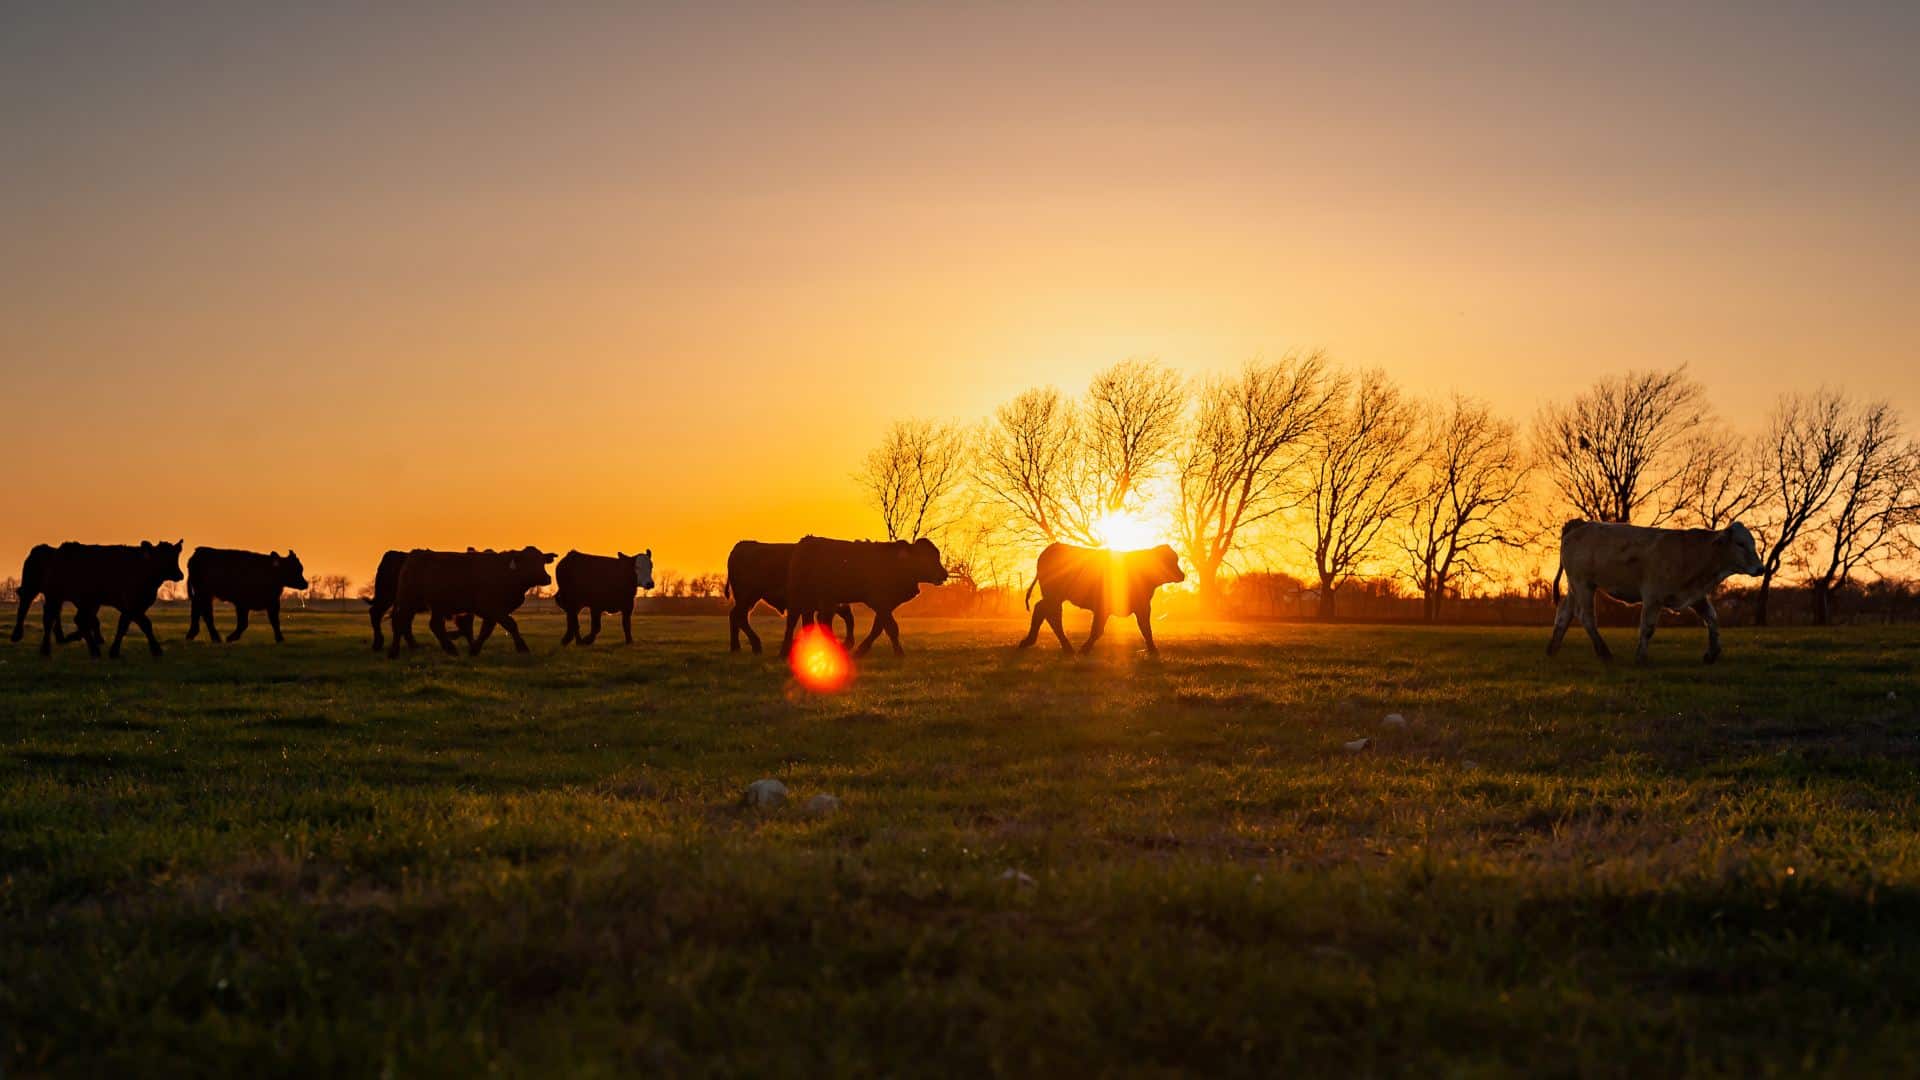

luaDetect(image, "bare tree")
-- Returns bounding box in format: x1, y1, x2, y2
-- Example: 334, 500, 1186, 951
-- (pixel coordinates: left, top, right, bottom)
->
0, 576, 17, 604
1752, 390, 1851, 625
1533, 366, 1709, 524
1082, 358, 1186, 514
1807, 401, 1920, 624
1398, 394, 1534, 622
857, 419, 970, 541
973, 386, 1096, 546
1674, 427, 1771, 530
1174, 352, 1341, 603
1305, 369, 1424, 619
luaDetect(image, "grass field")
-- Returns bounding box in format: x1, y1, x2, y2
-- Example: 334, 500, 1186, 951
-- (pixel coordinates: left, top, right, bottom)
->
4, 609, 1919, 1075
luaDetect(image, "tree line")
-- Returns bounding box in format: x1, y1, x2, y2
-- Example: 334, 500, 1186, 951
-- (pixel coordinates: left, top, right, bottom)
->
858, 358, 1920, 624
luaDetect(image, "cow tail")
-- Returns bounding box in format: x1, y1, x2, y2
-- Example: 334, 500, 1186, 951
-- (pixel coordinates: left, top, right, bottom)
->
11, 549, 41, 642
724, 580, 732, 599
1024, 577, 1036, 611
1552, 565, 1564, 605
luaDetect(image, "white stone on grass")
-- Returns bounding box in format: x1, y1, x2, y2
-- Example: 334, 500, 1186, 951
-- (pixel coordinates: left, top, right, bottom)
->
805, 793, 841, 816
1382, 713, 1407, 728
1000, 868, 1036, 887
1343, 738, 1371, 753
744, 778, 788, 809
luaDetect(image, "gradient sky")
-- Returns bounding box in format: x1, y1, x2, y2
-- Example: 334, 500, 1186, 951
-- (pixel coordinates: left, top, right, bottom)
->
4, 3, 1916, 582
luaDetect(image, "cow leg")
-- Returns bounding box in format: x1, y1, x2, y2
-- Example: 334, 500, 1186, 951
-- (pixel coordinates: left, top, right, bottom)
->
134, 612, 162, 657
454, 613, 476, 648
226, 608, 250, 643
1045, 601, 1073, 654
497, 614, 531, 653
108, 610, 133, 659
883, 611, 904, 656
39, 598, 60, 657
1547, 593, 1574, 656
1634, 604, 1659, 666
1135, 608, 1158, 654
1693, 598, 1722, 664
620, 604, 633, 645
74, 606, 106, 657
433, 614, 463, 655
732, 602, 762, 653
582, 609, 602, 645
1575, 583, 1611, 661
1019, 604, 1046, 648
853, 611, 888, 658
839, 605, 856, 649
369, 601, 387, 650
267, 599, 285, 643
561, 606, 580, 645
185, 595, 203, 640
388, 606, 416, 659
466, 617, 494, 655
779, 608, 801, 658
1081, 607, 1110, 652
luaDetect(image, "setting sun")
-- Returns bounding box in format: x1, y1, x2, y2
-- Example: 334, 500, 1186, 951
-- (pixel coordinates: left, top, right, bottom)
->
1091, 509, 1165, 551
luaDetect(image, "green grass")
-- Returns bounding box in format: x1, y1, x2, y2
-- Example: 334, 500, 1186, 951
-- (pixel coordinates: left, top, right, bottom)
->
4, 610, 1919, 1075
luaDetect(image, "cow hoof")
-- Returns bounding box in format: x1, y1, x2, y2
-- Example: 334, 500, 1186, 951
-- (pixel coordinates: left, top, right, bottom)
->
1703, 651, 1721, 665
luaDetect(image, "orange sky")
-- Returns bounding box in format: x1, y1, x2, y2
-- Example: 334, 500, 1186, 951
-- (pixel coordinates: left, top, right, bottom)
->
3, 5, 1916, 582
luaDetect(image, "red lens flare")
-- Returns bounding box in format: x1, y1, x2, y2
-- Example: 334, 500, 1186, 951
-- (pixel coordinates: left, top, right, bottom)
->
788, 623, 854, 693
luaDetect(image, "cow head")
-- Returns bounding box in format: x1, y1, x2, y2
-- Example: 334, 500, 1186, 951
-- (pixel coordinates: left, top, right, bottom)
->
622, 548, 655, 591
900, 537, 949, 587
143, 540, 186, 583
1718, 522, 1766, 578
1141, 543, 1186, 589
273, 550, 309, 591
505, 545, 557, 589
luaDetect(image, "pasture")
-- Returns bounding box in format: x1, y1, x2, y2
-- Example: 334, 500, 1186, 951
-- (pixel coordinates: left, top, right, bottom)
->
4, 610, 1919, 1075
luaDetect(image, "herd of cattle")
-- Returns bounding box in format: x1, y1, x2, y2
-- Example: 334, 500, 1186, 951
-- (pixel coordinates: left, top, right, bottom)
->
5, 520, 1770, 664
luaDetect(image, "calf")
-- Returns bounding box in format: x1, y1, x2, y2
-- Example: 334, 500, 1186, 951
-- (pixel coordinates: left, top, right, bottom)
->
388, 545, 554, 658
185, 547, 308, 643
1548, 519, 1766, 665
366, 549, 473, 651
781, 536, 948, 658
724, 540, 854, 654
555, 548, 655, 645
1019, 542, 1186, 654
29, 540, 185, 659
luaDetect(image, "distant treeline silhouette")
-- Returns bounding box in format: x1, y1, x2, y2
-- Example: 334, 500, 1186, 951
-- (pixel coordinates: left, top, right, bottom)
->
855, 357, 1920, 626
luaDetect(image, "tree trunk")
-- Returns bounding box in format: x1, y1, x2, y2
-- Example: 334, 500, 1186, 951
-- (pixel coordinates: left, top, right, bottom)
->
1754, 571, 1774, 627
1317, 577, 1336, 620
1194, 560, 1224, 613
1424, 591, 1440, 624
1812, 580, 1832, 626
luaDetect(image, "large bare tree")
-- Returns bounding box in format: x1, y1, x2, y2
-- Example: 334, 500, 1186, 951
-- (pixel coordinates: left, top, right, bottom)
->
1807, 401, 1920, 624
1398, 394, 1534, 622
972, 387, 1096, 546
1533, 366, 1709, 524
1752, 390, 1850, 625
1305, 369, 1423, 619
857, 419, 970, 541
1173, 352, 1340, 603
1673, 427, 1771, 530
1081, 358, 1186, 515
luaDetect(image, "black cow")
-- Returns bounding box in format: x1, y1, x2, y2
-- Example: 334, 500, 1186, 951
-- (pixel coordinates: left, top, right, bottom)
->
555, 548, 655, 645
25, 540, 185, 659
366, 549, 473, 651
388, 545, 554, 658
1019, 542, 1185, 654
724, 540, 854, 654
185, 547, 308, 644
781, 536, 948, 658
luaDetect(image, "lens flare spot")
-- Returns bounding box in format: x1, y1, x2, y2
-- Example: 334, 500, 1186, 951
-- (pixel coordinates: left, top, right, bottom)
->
788, 624, 854, 693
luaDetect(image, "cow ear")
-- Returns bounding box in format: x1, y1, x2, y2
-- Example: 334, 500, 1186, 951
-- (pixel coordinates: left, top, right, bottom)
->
508, 556, 518, 570
619, 552, 629, 561
271, 554, 280, 565
544, 552, 556, 563
645, 548, 652, 557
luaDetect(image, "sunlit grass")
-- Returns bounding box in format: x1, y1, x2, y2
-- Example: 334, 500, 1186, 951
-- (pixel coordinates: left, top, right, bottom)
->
2, 611, 1918, 1073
